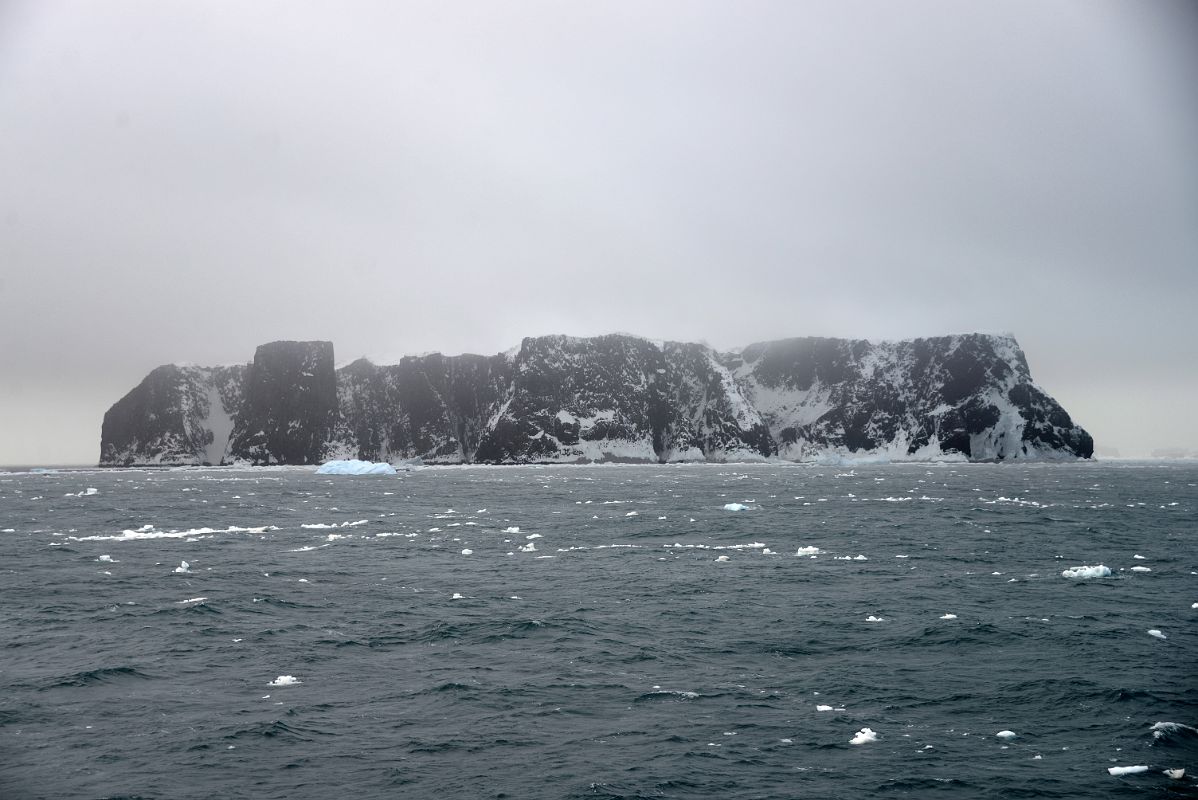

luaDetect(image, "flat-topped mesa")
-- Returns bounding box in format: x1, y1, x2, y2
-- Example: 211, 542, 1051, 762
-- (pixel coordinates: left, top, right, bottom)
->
99, 332, 1093, 466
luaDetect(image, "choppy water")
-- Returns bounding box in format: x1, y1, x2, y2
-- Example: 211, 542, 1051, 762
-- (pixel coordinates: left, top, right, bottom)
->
1, 462, 1195, 799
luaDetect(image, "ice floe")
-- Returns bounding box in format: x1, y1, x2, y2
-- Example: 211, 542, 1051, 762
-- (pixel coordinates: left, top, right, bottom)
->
722, 503, 751, 511
174, 560, 190, 573
1061, 565, 1111, 578
795, 546, 822, 556
939, 614, 957, 620
502, 526, 521, 534
715, 555, 730, 562
1130, 566, 1151, 572
1147, 629, 1167, 640
315, 460, 397, 475
1165, 768, 1185, 779
1107, 765, 1148, 776
267, 675, 301, 687
996, 730, 1016, 740
816, 704, 834, 711
850, 728, 878, 744
865, 615, 885, 622
460, 549, 473, 555
65, 487, 98, 497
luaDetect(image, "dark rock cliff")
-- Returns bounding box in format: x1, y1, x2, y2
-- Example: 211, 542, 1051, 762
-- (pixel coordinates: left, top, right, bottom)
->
99, 333, 1093, 465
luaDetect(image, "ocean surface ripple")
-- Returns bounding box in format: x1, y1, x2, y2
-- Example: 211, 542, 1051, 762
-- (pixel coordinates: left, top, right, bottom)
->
1, 461, 1195, 798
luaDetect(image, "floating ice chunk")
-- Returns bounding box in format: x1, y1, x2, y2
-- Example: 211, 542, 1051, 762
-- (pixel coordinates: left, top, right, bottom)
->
780, 738, 792, 744
502, 527, 520, 534
940, 613, 957, 620
1107, 765, 1148, 776
174, 560, 190, 573
268, 675, 301, 687
1147, 629, 1167, 640
315, 460, 397, 475
525, 533, 542, 540
715, 555, 730, 562
65, 487, 99, 497
519, 542, 537, 552
816, 704, 834, 711
853, 554, 867, 561
1061, 565, 1111, 578
996, 730, 1016, 740
97, 554, 115, 563
625, 511, 638, 517
762, 548, 774, 555
451, 593, 464, 599
1165, 768, 1185, 779
722, 503, 750, 512
1133, 554, 1146, 559
850, 728, 878, 745
177, 597, 207, 605
1192, 603, 1198, 609
795, 546, 822, 556
865, 615, 885, 622
460, 549, 473, 555
1130, 566, 1151, 572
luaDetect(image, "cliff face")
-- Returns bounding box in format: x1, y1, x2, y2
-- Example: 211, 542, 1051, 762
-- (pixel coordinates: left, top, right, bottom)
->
99, 333, 1093, 466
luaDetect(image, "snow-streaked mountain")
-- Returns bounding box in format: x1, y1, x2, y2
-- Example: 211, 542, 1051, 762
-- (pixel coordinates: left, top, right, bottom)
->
99, 333, 1093, 466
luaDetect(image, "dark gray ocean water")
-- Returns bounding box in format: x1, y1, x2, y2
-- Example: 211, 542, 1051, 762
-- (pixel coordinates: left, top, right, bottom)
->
1, 462, 1195, 799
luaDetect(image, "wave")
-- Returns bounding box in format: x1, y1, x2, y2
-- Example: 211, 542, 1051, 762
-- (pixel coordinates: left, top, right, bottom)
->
39, 665, 154, 689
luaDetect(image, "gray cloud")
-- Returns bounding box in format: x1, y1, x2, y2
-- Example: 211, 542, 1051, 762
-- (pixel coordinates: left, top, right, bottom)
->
1, 0, 1195, 463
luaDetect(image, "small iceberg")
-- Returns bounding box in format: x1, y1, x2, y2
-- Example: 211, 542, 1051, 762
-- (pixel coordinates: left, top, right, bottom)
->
316, 459, 397, 475
995, 730, 1016, 740
1148, 629, 1167, 640
850, 727, 877, 745
722, 503, 751, 512
1165, 768, 1185, 779
940, 613, 957, 620
268, 675, 301, 687
174, 560, 190, 573
1061, 565, 1111, 578
1107, 765, 1148, 776
795, 546, 822, 556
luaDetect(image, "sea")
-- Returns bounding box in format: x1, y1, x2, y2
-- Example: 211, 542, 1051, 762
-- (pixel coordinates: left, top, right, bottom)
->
0, 461, 1194, 799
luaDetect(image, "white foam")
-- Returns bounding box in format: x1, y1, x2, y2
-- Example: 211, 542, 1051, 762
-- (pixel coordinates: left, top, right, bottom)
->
301, 520, 367, 529
940, 613, 957, 620
1061, 565, 1111, 578
850, 727, 878, 745
996, 730, 1016, 740
1148, 629, 1167, 640
267, 675, 301, 687
1107, 765, 1148, 776
722, 503, 751, 511
174, 560, 190, 573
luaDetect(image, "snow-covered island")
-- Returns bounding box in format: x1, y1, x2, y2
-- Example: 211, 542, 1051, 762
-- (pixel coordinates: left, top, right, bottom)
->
100, 333, 1092, 466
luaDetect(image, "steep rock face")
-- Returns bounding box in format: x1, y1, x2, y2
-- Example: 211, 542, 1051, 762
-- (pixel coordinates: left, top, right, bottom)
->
331, 353, 511, 463
730, 333, 1092, 460
228, 341, 337, 465
100, 333, 1093, 465
100, 364, 244, 466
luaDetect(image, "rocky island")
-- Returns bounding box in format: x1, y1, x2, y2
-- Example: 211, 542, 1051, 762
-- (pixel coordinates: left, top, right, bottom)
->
100, 333, 1093, 466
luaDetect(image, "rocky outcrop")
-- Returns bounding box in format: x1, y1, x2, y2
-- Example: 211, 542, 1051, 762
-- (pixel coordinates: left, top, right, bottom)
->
99, 333, 1093, 466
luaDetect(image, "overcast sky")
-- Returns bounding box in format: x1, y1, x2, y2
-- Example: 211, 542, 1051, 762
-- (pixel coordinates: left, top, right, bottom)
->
1, 1, 1195, 464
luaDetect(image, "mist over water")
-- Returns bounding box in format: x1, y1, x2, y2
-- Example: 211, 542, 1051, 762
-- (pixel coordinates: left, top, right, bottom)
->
1, 462, 1195, 798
